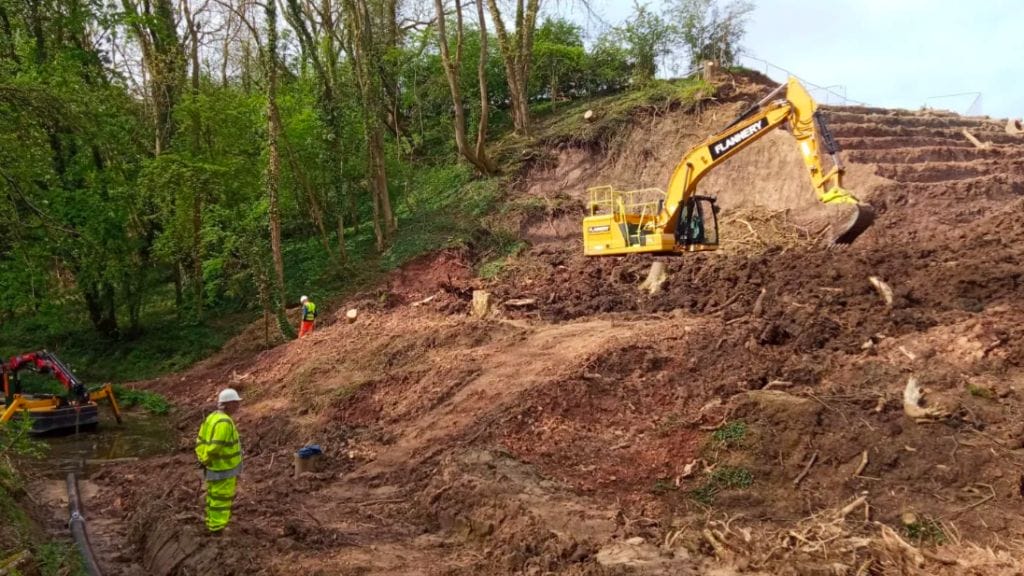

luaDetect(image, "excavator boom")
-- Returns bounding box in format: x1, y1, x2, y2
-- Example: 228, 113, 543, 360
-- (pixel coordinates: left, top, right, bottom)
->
1, 350, 122, 433
583, 77, 874, 256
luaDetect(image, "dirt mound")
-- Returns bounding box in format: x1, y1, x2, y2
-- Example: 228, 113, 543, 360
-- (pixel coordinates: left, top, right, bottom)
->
61, 73, 1024, 575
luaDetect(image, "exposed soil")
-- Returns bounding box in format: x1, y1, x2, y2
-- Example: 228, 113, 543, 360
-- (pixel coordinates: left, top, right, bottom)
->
38, 71, 1024, 575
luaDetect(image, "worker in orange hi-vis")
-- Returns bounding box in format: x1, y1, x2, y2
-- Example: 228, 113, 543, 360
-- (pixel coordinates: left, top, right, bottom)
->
298, 295, 317, 337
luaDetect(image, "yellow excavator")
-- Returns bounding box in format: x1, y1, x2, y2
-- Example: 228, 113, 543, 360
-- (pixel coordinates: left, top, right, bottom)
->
583, 77, 875, 255
1, 350, 122, 434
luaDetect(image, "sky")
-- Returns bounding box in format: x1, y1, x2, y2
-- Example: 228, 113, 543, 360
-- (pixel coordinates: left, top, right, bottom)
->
553, 0, 1024, 118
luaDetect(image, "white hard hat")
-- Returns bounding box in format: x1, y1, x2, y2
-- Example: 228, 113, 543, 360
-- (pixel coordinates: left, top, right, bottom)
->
300, 295, 308, 303
218, 388, 242, 404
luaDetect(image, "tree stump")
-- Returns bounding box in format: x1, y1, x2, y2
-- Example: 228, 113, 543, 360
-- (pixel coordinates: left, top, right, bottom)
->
472, 290, 492, 318
638, 262, 667, 294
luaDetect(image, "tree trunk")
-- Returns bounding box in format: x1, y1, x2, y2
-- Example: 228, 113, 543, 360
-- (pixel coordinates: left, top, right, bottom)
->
486, 0, 540, 135
474, 0, 495, 167
433, 0, 496, 175
84, 283, 119, 338
183, 0, 203, 318
265, 0, 290, 338
281, 131, 332, 253
283, 0, 350, 261
122, 0, 184, 154
344, 0, 396, 250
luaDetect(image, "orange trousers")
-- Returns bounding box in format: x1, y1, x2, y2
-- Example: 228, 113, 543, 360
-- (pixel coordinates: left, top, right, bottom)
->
299, 320, 315, 337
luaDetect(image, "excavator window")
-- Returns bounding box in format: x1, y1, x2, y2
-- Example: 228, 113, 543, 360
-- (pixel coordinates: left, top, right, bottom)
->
676, 196, 719, 248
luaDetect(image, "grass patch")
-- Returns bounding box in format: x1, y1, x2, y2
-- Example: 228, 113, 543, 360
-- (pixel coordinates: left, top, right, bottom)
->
904, 518, 946, 545
709, 465, 753, 489
112, 386, 172, 415
525, 78, 712, 151
688, 465, 754, 506
651, 477, 679, 495
34, 541, 87, 576
967, 383, 995, 399
711, 421, 748, 447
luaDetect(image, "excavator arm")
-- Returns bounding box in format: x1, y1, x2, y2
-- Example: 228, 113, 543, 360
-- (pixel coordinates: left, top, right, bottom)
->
1, 350, 122, 426
583, 77, 874, 256
3, 350, 89, 402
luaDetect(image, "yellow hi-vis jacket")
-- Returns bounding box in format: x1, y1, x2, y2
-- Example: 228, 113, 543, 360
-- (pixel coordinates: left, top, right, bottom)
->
195, 410, 242, 481
302, 301, 317, 321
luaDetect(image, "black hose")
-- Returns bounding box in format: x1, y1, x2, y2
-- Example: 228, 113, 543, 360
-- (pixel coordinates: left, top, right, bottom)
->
66, 472, 104, 576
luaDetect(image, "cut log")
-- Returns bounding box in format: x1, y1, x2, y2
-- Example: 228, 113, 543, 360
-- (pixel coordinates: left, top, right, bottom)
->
503, 298, 537, 308
345, 309, 358, 323
583, 109, 596, 122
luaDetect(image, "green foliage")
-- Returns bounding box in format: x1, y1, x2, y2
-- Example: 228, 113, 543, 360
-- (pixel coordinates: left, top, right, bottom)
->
34, 541, 88, 576
381, 164, 503, 270
0, 487, 86, 576
967, 383, 995, 399
531, 77, 711, 149
0, 304, 243, 382
904, 518, 946, 545
615, 2, 677, 84
710, 465, 753, 489
0, 414, 47, 488
689, 465, 753, 505
112, 386, 172, 415
651, 477, 679, 495
531, 18, 587, 100
666, 0, 755, 67
711, 420, 747, 446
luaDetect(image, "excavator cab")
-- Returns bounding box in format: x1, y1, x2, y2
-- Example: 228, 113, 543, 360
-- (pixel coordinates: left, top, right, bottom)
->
675, 196, 720, 251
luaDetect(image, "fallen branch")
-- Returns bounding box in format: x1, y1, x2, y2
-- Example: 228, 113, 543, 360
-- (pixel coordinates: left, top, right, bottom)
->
950, 484, 996, 517
879, 523, 925, 569
702, 528, 732, 560
411, 294, 437, 307
853, 450, 869, 477
868, 276, 894, 308
837, 495, 869, 520
793, 451, 818, 486
502, 298, 536, 308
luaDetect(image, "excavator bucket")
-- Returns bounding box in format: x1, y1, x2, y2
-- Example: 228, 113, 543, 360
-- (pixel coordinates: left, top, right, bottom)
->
830, 203, 875, 245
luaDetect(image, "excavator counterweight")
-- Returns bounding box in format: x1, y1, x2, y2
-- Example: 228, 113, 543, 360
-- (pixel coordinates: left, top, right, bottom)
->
582, 77, 875, 256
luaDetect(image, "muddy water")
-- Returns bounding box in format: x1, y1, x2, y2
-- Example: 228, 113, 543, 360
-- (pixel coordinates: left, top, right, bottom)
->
24, 412, 176, 477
